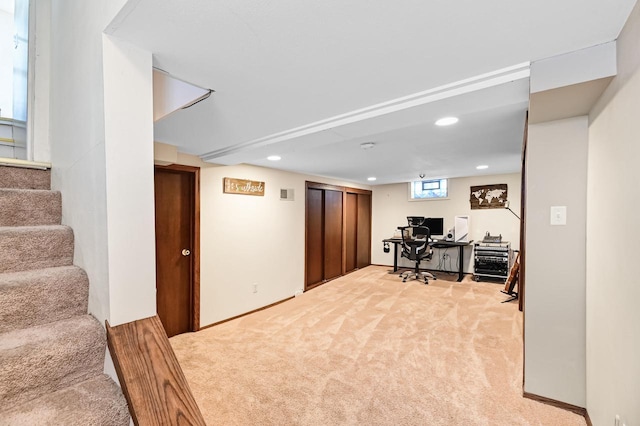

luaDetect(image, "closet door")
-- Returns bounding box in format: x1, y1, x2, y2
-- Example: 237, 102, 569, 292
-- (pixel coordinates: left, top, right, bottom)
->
356, 193, 372, 268
345, 193, 358, 273
323, 189, 343, 280
306, 188, 324, 288
305, 182, 371, 290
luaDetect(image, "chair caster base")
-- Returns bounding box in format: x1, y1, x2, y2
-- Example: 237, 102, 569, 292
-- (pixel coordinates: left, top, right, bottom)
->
401, 271, 435, 284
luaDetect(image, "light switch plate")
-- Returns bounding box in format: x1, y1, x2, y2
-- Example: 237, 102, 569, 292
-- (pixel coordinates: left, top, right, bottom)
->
550, 206, 567, 225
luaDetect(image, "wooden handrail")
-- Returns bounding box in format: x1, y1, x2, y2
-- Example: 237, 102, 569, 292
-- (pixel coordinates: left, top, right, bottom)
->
106, 315, 206, 426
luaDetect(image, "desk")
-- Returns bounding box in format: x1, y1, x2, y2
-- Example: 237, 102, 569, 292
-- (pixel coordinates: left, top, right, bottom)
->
382, 238, 473, 282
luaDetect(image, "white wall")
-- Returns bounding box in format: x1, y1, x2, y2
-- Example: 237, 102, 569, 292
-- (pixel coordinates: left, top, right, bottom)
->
51, 1, 154, 328
586, 2, 640, 425
50, 0, 125, 326
524, 117, 588, 407
194, 162, 369, 326
530, 41, 616, 94
371, 173, 521, 273
103, 35, 156, 326
49, 0, 130, 382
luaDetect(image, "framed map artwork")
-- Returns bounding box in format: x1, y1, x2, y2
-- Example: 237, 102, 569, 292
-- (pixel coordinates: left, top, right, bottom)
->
469, 184, 508, 209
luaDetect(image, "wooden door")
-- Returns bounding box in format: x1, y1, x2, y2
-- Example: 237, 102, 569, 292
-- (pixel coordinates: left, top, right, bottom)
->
323, 190, 343, 280
356, 193, 372, 268
519, 112, 528, 312
345, 193, 358, 272
305, 182, 371, 290
154, 166, 199, 338
306, 188, 324, 287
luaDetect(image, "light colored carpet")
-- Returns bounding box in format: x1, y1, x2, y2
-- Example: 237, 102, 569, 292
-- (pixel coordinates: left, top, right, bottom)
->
0, 266, 88, 334
0, 315, 106, 407
0, 166, 129, 424
171, 266, 586, 426
0, 166, 51, 190
0, 225, 74, 274
0, 374, 130, 426
0, 188, 61, 226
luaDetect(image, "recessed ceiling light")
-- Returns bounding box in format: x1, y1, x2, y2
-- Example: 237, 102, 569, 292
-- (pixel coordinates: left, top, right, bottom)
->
360, 142, 376, 150
435, 116, 459, 126
367, 177, 377, 181
267, 155, 281, 161
476, 165, 489, 170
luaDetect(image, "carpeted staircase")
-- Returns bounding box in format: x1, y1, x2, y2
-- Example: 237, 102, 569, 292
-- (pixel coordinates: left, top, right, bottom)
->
0, 165, 129, 425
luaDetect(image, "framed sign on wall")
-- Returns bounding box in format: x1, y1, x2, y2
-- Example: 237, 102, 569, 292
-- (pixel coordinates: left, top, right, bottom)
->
223, 178, 265, 196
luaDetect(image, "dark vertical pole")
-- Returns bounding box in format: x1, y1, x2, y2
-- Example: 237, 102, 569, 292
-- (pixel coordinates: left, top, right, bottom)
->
457, 245, 464, 281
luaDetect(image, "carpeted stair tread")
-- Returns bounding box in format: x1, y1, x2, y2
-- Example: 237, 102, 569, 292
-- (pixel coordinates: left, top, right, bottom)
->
0, 166, 50, 190
0, 315, 106, 407
0, 225, 73, 274
0, 189, 62, 226
0, 169, 130, 423
0, 374, 129, 426
0, 266, 89, 334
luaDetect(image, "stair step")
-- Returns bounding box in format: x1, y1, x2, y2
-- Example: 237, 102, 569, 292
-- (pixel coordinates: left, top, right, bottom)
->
0, 188, 62, 226
0, 315, 106, 407
0, 266, 89, 334
0, 374, 130, 426
0, 225, 74, 274
0, 166, 50, 190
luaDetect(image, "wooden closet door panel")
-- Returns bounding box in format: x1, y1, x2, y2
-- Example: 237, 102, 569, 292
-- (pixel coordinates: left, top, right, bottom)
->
345, 193, 358, 272
356, 193, 372, 269
306, 188, 324, 287
323, 189, 343, 280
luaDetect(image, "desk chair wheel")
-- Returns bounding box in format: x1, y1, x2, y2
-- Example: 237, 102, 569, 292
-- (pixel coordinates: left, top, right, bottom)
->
400, 270, 435, 284
423, 273, 436, 284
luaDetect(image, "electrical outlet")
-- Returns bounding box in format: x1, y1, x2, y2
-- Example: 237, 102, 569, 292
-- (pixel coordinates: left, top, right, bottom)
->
252, 283, 258, 293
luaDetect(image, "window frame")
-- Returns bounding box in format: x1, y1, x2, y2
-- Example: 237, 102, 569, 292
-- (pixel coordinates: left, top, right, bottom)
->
408, 178, 449, 201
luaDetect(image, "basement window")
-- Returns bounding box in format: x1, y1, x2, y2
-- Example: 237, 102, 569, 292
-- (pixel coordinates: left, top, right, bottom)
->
409, 178, 448, 200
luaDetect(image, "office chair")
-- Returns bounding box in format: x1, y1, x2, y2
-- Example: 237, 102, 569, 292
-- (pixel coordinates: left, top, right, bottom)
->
399, 225, 436, 284
407, 216, 425, 226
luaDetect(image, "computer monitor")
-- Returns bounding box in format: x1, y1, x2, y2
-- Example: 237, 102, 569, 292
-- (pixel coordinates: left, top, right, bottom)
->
423, 217, 444, 237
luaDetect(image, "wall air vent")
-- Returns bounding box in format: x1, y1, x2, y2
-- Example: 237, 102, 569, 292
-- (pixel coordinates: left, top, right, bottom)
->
280, 188, 294, 201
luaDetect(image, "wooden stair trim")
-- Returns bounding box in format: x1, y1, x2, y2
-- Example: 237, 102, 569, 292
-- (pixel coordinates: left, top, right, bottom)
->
106, 315, 206, 426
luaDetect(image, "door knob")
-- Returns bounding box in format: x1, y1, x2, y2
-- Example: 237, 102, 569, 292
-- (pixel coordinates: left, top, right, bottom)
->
182, 249, 191, 256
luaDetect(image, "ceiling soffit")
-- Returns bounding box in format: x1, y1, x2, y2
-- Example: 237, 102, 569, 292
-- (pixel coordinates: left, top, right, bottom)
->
200, 63, 531, 164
